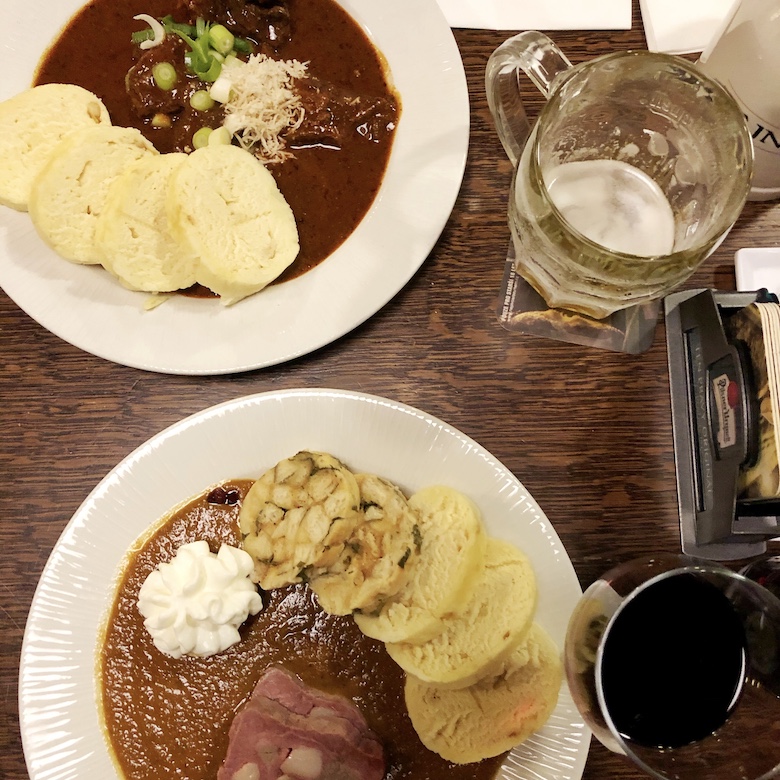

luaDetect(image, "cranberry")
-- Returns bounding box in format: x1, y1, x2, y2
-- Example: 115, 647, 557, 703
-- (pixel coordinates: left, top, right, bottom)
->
207, 485, 240, 505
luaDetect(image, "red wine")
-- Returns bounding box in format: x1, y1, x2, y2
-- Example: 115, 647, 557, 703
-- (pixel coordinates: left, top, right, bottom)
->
599, 573, 746, 749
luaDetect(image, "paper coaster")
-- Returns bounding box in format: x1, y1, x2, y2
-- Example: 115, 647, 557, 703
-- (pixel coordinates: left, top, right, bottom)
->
496, 253, 661, 354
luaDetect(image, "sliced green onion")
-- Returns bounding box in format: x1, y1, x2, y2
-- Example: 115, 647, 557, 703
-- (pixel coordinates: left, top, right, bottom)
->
209, 73, 232, 103
147, 15, 247, 85
192, 127, 213, 149
208, 126, 232, 146
198, 58, 223, 83
178, 31, 210, 73
194, 37, 213, 69
184, 49, 210, 77
132, 15, 195, 45
232, 36, 253, 54
131, 29, 154, 44
161, 15, 196, 37
208, 24, 234, 55
190, 89, 215, 111
152, 61, 177, 90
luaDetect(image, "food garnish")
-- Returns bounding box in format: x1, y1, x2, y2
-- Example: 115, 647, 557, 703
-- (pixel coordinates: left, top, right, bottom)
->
132, 14, 165, 50
131, 13, 309, 162
132, 14, 253, 82
137, 540, 263, 659
215, 54, 308, 163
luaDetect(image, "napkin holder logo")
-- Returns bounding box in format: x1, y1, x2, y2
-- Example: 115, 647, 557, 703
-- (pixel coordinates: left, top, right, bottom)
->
711, 373, 738, 450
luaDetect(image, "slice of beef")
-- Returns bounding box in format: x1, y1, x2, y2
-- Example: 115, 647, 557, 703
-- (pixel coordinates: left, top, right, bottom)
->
286, 79, 398, 150
253, 667, 368, 730
218, 667, 385, 780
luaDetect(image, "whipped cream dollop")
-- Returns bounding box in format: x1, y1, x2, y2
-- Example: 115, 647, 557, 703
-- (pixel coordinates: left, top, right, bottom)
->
137, 540, 263, 659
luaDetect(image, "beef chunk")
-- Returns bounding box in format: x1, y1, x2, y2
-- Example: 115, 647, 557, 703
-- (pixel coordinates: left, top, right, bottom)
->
178, 0, 292, 47
287, 79, 398, 149
218, 667, 385, 780
126, 36, 192, 118
126, 34, 226, 149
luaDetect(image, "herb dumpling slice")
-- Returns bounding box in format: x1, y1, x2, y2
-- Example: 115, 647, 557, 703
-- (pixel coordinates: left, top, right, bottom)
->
353, 485, 487, 644
310, 473, 422, 616
0, 83, 111, 211
167, 144, 299, 305
240, 451, 362, 589
95, 153, 198, 292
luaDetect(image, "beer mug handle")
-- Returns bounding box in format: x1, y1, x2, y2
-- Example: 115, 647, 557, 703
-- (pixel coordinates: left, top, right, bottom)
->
485, 31, 573, 166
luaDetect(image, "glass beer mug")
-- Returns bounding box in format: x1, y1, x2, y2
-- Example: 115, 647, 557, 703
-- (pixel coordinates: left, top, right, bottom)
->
486, 32, 754, 320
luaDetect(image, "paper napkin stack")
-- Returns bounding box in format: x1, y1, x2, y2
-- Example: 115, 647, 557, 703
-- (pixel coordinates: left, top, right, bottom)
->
435, 0, 739, 57
639, 0, 737, 53
726, 302, 780, 501
435, 0, 631, 30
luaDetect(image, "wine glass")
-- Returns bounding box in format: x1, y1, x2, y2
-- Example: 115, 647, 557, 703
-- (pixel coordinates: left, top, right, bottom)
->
741, 555, 780, 601
564, 554, 780, 780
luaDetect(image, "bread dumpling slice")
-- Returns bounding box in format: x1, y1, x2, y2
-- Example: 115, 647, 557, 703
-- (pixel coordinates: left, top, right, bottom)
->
95, 153, 197, 292
353, 485, 487, 644
404, 622, 563, 764
28, 125, 157, 264
386, 537, 537, 688
167, 144, 299, 305
311, 473, 422, 616
0, 83, 110, 211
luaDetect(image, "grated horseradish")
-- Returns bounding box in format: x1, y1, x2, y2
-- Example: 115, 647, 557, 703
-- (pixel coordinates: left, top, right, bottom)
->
216, 54, 308, 165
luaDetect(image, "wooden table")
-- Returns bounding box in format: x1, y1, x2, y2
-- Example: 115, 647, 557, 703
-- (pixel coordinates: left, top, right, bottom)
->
1, 2, 778, 778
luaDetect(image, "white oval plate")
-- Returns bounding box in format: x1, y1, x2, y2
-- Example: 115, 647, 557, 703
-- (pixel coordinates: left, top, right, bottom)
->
0, 0, 469, 374
19, 388, 590, 780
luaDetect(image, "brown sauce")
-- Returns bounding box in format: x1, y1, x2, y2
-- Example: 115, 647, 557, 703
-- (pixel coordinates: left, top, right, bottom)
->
34, 0, 398, 283
99, 481, 505, 780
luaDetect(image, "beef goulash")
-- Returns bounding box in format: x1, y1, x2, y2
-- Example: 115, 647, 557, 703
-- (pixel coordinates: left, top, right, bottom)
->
0, 0, 399, 303
99, 452, 562, 780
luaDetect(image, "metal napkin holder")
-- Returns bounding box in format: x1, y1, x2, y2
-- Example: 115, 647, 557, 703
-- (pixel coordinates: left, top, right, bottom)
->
665, 288, 780, 561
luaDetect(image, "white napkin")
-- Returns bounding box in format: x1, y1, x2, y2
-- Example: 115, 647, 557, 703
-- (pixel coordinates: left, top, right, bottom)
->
640, 0, 738, 54
436, 0, 631, 31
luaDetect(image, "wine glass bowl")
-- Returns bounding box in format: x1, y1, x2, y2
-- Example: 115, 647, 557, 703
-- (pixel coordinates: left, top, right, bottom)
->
564, 554, 780, 780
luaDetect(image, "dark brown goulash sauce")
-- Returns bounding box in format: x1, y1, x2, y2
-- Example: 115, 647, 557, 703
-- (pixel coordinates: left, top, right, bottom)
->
34, 0, 399, 287
98, 481, 506, 780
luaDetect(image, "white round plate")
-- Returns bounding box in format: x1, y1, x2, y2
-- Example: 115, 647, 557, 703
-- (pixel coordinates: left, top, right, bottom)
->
0, 0, 469, 375
20, 388, 590, 780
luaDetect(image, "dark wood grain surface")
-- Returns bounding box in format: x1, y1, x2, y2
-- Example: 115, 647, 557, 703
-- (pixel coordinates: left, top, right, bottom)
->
2, 2, 779, 778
